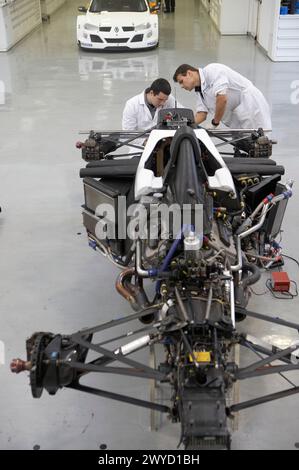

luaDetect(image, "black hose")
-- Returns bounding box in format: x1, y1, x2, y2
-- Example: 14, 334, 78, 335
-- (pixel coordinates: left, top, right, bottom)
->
223, 157, 277, 166
226, 164, 284, 175
80, 166, 137, 178
86, 157, 140, 168
242, 262, 261, 288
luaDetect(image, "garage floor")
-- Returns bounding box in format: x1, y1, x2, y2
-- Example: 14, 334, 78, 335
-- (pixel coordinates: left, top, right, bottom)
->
0, 0, 299, 450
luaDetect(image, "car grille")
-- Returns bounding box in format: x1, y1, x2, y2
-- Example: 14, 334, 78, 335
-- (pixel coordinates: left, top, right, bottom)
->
105, 38, 129, 43
131, 34, 143, 42
90, 35, 103, 43
99, 26, 135, 32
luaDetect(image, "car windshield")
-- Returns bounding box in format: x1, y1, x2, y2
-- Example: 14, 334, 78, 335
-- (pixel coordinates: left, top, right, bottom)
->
89, 0, 148, 13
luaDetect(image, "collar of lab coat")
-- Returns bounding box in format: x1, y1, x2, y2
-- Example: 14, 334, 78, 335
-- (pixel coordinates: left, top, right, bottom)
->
137, 91, 155, 120
198, 68, 207, 93
138, 91, 147, 107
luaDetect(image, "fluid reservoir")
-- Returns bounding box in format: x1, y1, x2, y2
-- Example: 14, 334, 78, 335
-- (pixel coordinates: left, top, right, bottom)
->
184, 231, 202, 260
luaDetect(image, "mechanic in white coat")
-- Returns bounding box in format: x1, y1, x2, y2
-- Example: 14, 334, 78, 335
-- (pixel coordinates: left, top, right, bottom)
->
122, 78, 182, 131
173, 63, 271, 130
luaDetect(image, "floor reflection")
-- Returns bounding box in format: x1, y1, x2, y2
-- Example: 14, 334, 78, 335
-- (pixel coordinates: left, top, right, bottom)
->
78, 51, 159, 82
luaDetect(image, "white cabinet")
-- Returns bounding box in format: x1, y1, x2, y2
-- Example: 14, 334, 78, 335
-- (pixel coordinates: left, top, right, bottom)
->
200, 0, 250, 35
249, 0, 299, 61
0, 0, 41, 52
270, 14, 299, 61
40, 0, 65, 17
201, 0, 299, 61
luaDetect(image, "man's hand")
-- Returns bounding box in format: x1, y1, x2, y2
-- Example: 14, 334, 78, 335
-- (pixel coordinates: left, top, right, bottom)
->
195, 111, 208, 125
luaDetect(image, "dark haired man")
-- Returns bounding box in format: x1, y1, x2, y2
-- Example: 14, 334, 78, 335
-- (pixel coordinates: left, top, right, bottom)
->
122, 78, 182, 131
173, 63, 271, 130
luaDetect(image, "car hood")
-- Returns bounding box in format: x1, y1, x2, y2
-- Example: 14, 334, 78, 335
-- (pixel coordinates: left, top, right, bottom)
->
85, 11, 151, 26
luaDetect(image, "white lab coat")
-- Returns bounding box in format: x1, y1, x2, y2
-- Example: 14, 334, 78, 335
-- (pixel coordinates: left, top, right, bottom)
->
122, 91, 182, 131
196, 64, 272, 130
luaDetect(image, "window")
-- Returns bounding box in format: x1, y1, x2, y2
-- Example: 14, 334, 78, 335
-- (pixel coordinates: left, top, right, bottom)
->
89, 0, 148, 13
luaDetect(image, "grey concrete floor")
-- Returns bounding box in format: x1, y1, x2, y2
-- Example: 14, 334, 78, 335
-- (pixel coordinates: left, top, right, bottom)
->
0, 0, 299, 450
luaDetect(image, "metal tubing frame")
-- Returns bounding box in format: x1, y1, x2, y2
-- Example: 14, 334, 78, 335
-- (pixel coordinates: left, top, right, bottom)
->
58, 304, 299, 413
240, 339, 292, 365
215, 135, 258, 149
228, 387, 299, 413
71, 334, 166, 382
69, 362, 163, 380
66, 304, 165, 384
236, 364, 299, 380
78, 127, 267, 157
243, 309, 299, 331
236, 344, 299, 377
72, 303, 163, 337
68, 383, 171, 414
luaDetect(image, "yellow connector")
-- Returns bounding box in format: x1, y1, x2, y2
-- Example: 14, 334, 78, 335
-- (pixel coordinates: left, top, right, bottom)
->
189, 351, 211, 363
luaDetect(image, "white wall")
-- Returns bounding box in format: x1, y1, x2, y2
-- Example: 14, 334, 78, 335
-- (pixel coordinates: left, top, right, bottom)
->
248, 0, 259, 38
40, 0, 66, 17
220, 0, 250, 35
201, 0, 251, 35
0, 0, 42, 52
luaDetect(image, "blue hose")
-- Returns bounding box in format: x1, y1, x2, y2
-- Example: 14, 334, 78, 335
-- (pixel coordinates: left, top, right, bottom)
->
155, 224, 194, 293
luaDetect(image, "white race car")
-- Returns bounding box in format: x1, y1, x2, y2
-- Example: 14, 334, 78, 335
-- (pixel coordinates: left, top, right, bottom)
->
77, 0, 159, 51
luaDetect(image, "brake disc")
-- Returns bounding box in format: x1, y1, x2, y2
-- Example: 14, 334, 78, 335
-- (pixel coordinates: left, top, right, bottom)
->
26, 333, 53, 398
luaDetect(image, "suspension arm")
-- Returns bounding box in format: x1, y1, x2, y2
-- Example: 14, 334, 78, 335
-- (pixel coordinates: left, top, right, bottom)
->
236, 364, 299, 380
73, 304, 163, 337
236, 344, 299, 378
68, 383, 171, 414
240, 338, 292, 365
67, 361, 166, 381
242, 309, 299, 331
228, 387, 299, 413
71, 334, 166, 381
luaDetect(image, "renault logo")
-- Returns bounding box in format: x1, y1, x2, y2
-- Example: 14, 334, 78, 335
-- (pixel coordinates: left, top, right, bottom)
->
114, 27, 119, 33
